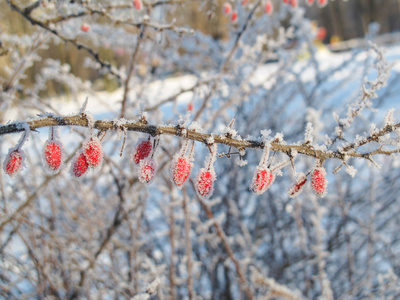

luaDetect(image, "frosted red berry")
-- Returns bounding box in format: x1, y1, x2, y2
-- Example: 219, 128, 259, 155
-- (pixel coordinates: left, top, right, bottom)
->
132, 138, 152, 164
317, 0, 327, 7
44, 141, 62, 171
71, 152, 89, 178
83, 138, 102, 168
196, 168, 214, 198
133, 0, 143, 10
290, 0, 298, 8
264, 1, 273, 15
80, 24, 90, 32
306, 0, 315, 6
138, 158, 158, 184
3, 149, 23, 177
171, 156, 192, 188
231, 10, 238, 23
311, 167, 328, 197
288, 173, 307, 198
251, 167, 275, 195
223, 2, 232, 15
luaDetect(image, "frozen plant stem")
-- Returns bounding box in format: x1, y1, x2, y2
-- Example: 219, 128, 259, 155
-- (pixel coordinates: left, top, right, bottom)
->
182, 189, 194, 300
1, 114, 399, 162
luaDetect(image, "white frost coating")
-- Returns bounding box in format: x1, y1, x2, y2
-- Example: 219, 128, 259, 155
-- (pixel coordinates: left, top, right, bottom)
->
260, 129, 271, 140
221, 126, 237, 138
206, 135, 215, 145
239, 148, 246, 156
235, 156, 248, 167
188, 121, 203, 132
85, 111, 95, 131
274, 132, 284, 143
345, 165, 357, 178
132, 294, 150, 300
15, 122, 31, 149
146, 277, 160, 294
384, 108, 395, 126
304, 122, 314, 144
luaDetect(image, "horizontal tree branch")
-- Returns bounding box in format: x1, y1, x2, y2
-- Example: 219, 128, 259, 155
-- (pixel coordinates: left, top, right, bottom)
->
1, 114, 399, 163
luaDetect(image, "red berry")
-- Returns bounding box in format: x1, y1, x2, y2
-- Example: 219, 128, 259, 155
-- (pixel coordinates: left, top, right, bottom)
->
133, 138, 152, 164
83, 138, 102, 168
138, 158, 158, 184
241, 0, 249, 5
133, 0, 143, 10
3, 149, 23, 177
264, 1, 273, 15
231, 10, 238, 23
250, 167, 275, 195
196, 168, 215, 198
290, 0, 298, 8
43, 140, 62, 171
187, 103, 194, 112
283, 0, 290, 4
171, 156, 192, 188
223, 2, 232, 15
317, 0, 327, 7
71, 152, 89, 178
288, 173, 307, 198
80, 23, 90, 32
311, 167, 328, 197
306, 0, 315, 6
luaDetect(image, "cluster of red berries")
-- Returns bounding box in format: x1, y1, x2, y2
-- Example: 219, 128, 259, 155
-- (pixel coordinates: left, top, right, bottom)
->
3, 129, 328, 199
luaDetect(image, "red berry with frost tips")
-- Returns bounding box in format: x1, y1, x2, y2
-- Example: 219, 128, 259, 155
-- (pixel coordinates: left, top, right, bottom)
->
311, 167, 328, 197
196, 168, 215, 198
171, 156, 192, 188
133, 138, 152, 164
231, 10, 238, 23
3, 149, 23, 177
251, 167, 275, 195
264, 1, 273, 15
133, 0, 143, 10
306, 0, 315, 6
223, 2, 232, 15
138, 158, 158, 184
71, 152, 89, 178
317, 0, 327, 7
44, 141, 62, 171
288, 173, 307, 198
83, 138, 102, 168
80, 23, 90, 32
290, 0, 298, 8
